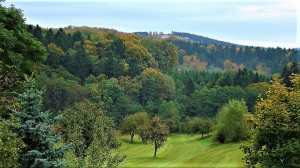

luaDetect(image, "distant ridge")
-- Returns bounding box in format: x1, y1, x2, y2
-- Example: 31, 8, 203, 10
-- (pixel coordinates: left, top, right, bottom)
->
134, 31, 242, 47
171, 31, 241, 47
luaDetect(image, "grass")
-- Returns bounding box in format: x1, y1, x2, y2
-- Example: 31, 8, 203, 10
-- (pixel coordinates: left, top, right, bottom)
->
118, 134, 245, 167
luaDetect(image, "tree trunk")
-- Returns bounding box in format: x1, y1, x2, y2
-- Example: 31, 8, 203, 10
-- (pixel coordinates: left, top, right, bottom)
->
154, 141, 157, 158
130, 133, 134, 143
201, 133, 203, 139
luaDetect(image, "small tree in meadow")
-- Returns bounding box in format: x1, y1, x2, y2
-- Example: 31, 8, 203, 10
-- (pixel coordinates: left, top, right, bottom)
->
187, 117, 213, 138
139, 116, 169, 157
120, 112, 150, 143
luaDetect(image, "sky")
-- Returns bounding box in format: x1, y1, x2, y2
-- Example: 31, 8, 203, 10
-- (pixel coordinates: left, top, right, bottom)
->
4, 0, 300, 48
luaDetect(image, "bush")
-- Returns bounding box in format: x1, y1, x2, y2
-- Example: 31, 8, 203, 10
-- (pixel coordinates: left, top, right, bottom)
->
212, 99, 250, 143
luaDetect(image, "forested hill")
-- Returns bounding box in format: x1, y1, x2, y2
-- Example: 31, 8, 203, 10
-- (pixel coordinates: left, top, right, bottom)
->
2, 2, 300, 167
135, 31, 298, 74
171, 31, 240, 47
134, 31, 239, 46
26, 25, 299, 75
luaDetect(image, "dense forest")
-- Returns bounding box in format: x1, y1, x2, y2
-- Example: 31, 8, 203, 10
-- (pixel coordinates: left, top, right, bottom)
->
1, 2, 300, 168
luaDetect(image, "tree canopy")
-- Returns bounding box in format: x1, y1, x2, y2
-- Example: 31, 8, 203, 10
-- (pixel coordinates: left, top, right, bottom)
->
213, 99, 250, 143
138, 116, 169, 157
61, 100, 124, 167
15, 75, 68, 167
121, 112, 150, 143
0, 3, 46, 75
242, 74, 300, 167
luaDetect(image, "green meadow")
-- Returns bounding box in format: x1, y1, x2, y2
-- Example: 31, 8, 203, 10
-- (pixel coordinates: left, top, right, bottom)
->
119, 134, 244, 167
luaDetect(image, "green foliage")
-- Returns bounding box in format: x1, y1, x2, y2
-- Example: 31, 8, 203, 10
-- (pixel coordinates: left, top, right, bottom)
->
67, 41, 92, 82
158, 101, 180, 132
0, 64, 23, 168
139, 68, 176, 107
96, 78, 135, 124
0, 4, 47, 166
0, 62, 20, 118
37, 70, 88, 113
191, 86, 244, 117
120, 112, 150, 143
0, 4, 46, 75
184, 117, 213, 138
167, 35, 299, 74
281, 62, 299, 87
213, 99, 250, 143
15, 75, 68, 167
142, 39, 178, 71
0, 116, 25, 168
61, 100, 124, 167
242, 74, 300, 167
138, 116, 169, 157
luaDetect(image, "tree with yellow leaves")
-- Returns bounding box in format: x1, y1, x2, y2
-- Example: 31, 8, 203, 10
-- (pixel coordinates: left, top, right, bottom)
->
242, 74, 300, 167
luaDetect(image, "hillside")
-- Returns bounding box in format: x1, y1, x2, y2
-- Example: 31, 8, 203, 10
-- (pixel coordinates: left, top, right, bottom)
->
171, 31, 240, 47
134, 30, 298, 74
2, 1, 300, 168
134, 31, 240, 47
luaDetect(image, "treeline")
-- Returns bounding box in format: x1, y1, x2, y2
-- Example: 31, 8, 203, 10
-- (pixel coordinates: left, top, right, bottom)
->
166, 37, 299, 74
171, 31, 237, 46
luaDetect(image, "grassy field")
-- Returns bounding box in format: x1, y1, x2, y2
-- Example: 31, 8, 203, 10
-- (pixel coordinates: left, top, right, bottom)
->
119, 134, 245, 167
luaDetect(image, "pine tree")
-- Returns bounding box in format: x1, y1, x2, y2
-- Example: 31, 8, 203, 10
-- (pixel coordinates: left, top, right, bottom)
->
33, 24, 43, 42
44, 28, 55, 46
281, 62, 299, 87
15, 75, 68, 168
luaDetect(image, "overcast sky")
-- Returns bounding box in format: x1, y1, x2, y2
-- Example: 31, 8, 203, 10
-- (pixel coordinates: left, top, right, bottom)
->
4, 0, 300, 48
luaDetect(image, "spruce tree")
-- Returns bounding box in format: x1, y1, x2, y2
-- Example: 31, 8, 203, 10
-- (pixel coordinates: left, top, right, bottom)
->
15, 75, 68, 168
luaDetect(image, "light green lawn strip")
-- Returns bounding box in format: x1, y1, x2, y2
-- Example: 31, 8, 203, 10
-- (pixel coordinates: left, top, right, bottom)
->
119, 134, 244, 167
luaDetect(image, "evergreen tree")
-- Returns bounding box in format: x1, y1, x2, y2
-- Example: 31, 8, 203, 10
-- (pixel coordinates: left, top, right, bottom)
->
72, 31, 84, 43
15, 75, 68, 168
281, 62, 299, 87
33, 24, 43, 42
185, 78, 196, 96
27, 25, 34, 34
54, 28, 68, 51
68, 41, 92, 82
44, 28, 55, 46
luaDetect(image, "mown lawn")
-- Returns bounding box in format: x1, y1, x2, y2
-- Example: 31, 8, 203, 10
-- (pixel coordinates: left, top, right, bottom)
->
119, 134, 245, 167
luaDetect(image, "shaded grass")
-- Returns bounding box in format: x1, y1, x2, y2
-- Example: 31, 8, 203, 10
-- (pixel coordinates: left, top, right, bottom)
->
119, 134, 244, 167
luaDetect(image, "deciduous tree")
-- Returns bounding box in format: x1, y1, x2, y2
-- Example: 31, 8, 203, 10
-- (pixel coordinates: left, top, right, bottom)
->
139, 116, 169, 157
186, 117, 213, 138
0, 3, 46, 75
242, 74, 300, 167
61, 100, 124, 167
213, 99, 250, 143
120, 112, 150, 143
158, 101, 180, 132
